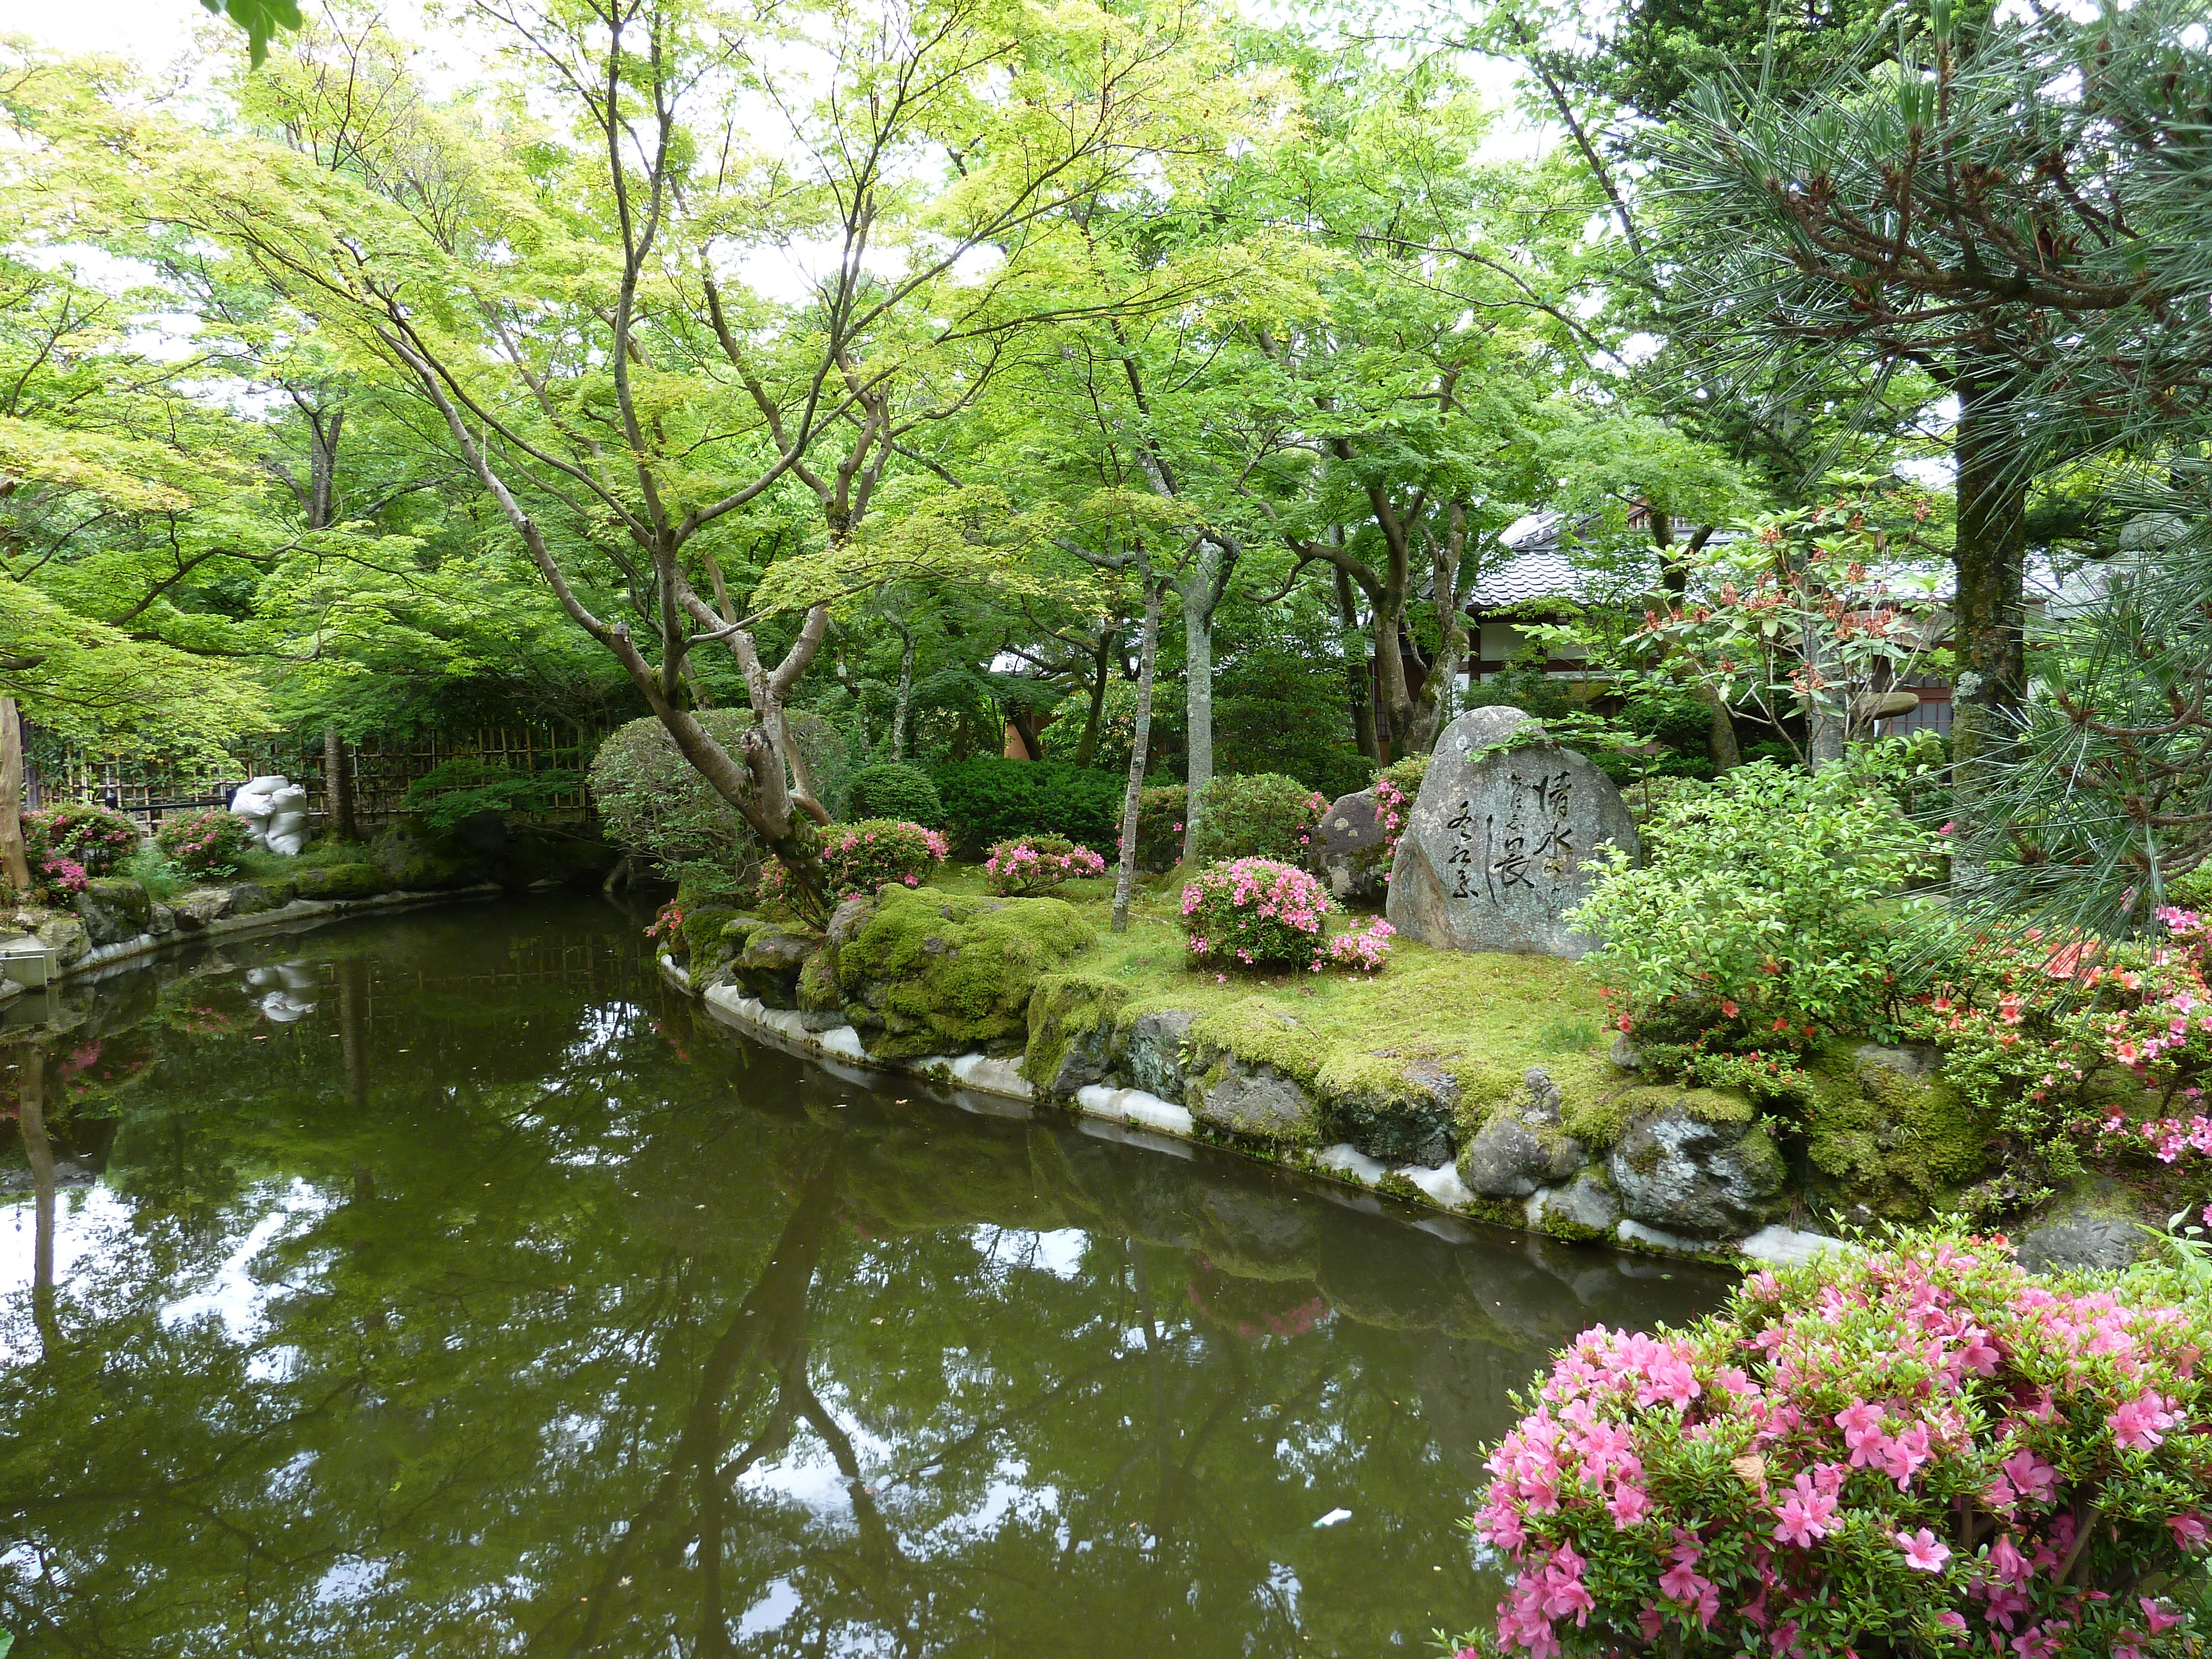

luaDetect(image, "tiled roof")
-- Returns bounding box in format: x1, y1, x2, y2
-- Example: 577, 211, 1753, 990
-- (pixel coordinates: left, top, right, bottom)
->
1465, 549, 1587, 608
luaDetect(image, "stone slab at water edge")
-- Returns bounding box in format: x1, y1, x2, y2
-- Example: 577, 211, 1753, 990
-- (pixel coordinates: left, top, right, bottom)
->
1385, 706, 1637, 958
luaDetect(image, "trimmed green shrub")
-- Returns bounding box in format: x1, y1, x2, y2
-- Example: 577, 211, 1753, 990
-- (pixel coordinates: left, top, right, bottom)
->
26, 802, 142, 878
1190, 772, 1328, 867
1134, 784, 1185, 873
930, 758, 1125, 858
847, 762, 944, 826
157, 809, 256, 880
588, 711, 764, 902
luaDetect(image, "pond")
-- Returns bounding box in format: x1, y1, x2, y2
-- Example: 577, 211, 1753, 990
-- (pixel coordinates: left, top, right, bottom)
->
0, 896, 1730, 1657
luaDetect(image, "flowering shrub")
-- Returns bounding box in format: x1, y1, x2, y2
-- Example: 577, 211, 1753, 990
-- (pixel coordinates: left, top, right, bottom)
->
1372, 754, 1428, 885
1182, 858, 1331, 969
1572, 759, 1934, 1081
983, 834, 1107, 896
1190, 773, 1329, 867
1328, 915, 1396, 972
35, 853, 88, 898
760, 818, 947, 907
646, 899, 685, 947
1457, 1229, 2212, 1659
24, 803, 140, 878
155, 809, 255, 880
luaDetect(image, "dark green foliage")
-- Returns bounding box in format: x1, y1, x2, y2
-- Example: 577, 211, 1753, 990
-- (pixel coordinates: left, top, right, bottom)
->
1622, 693, 1713, 755
587, 712, 763, 901
1463, 666, 1578, 722
1135, 785, 1185, 874
847, 763, 945, 827
929, 759, 1125, 858
1739, 740, 1799, 770
1594, 752, 1717, 786
401, 758, 581, 831
1190, 773, 1326, 867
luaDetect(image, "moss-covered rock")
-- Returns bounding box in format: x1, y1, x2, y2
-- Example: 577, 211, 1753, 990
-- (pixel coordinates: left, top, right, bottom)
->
1318, 1051, 1477, 1166
736, 923, 820, 1008
1800, 1041, 1996, 1217
1607, 1103, 1786, 1237
1022, 973, 1132, 1095
836, 886, 1094, 1060
226, 878, 298, 915
369, 824, 480, 891
76, 878, 151, 946
292, 863, 388, 901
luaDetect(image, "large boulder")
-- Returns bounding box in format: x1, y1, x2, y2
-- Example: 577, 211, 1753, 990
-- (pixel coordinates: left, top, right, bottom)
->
292, 863, 388, 901
1022, 973, 1132, 1096
836, 887, 1095, 1059
76, 878, 151, 947
1385, 706, 1637, 957
1608, 1103, 1786, 1237
369, 824, 482, 891
169, 888, 234, 930
1318, 1053, 1460, 1167
1315, 789, 1392, 904
35, 915, 88, 970
1191, 1052, 1321, 1144
1459, 1068, 1585, 1197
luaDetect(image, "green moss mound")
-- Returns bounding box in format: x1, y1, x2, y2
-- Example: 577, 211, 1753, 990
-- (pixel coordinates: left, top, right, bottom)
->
1022, 973, 1133, 1092
839, 886, 1097, 1058
292, 863, 388, 901
1802, 1044, 1998, 1217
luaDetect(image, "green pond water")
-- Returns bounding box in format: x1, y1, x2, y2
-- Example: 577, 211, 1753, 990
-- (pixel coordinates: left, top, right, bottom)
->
0, 896, 1728, 1657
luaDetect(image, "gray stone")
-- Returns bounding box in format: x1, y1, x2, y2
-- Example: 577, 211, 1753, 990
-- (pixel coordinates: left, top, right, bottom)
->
1385, 707, 1637, 957
76, 879, 151, 947
1609, 1034, 1642, 1070
1608, 1104, 1787, 1238
2016, 1191, 2144, 1276
1322, 1055, 1457, 1167
1853, 1042, 1941, 1086
1316, 789, 1392, 902
1459, 1111, 1583, 1198
170, 888, 234, 930
146, 901, 176, 937
1527, 1172, 1620, 1234
1193, 1054, 1319, 1144
1124, 1009, 1196, 1100
1739, 1224, 1858, 1267
736, 924, 819, 1008
35, 916, 88, 970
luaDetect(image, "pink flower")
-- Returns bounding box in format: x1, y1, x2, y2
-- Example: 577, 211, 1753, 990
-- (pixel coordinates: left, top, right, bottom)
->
1895, 1528, 1950, 1572
1771, 1472, 1838, 1548
2112, 1390, 2178, 1451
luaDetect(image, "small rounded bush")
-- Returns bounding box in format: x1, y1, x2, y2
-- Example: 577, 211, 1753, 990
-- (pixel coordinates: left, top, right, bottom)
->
156, 809, 255, 880
588, 711, 766, 901
763, 818, 948, 907
1462, 1228, 2212, 1659
983, 834, 1107, 896
1189, 773, 1328, 867
25, 802, 141, 878
847, 762, 945, 827
1180, 857, 1331, 970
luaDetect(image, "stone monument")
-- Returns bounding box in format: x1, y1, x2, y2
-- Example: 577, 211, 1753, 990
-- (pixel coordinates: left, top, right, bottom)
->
230, 775, 311, 855
1384, 707, 1637, 957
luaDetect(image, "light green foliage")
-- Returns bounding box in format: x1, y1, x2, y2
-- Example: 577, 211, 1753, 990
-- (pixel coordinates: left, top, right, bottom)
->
837, 887, 1097, 1058
1572, 760, 1937, 1055
401, 760, 582, 832
1189, 775, 1326, 867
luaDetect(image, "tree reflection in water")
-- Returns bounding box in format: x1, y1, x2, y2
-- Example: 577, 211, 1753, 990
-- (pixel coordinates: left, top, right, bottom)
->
0, 899, 1727, 1657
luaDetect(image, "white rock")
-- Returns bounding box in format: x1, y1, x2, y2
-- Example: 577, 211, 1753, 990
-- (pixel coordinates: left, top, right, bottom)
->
1074, 1084, 1193, 1136
947, 1054, 1034, 1101
1616, 1218, 1720, 1254
1739, 1224, 1859, 1267
1315, 1143, 1390, 1185
818, 1026, 868, 1060
1397, 1160, 1475, 1208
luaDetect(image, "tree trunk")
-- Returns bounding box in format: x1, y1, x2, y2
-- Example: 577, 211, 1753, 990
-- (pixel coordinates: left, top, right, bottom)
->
1804, 618, 1845, 771
308, 409, 343, 530
1178, 540, 1222, 864
1405, 505, 1470, 755
891, 629, 915, 764
0, 697, 30, 895
323, 723, 356, 841
1948, 359, 2028, 869
1072, 624, 1114, 770
1111, 573, 1162, 935
1691, 683, 1741, 771
1337, 568, 1380, 764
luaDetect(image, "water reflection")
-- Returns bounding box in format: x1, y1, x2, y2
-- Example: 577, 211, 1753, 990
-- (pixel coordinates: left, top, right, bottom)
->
0, 899, 1728, 1656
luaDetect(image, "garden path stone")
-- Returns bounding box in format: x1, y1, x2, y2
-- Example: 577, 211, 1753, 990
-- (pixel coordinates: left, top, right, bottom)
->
1385, 707, 1637, 957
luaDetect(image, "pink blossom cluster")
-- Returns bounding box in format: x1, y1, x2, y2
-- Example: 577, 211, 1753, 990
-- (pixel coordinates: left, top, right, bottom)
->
1373, 774, 1410, 888
759, 818, 947, 909
1327, 915, 1395, 973
2095, 1110, 2212, 1166
982, 836, 1107, 896
36, 853, 88, 896
1464, 1232, 2212, 1659
1181, 857, 1331, 971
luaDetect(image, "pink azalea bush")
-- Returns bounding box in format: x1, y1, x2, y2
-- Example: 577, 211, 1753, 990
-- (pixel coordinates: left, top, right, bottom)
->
1182, 857, 1332, 970
34, 853, 88, 898
155, 808, 255, 880
1328, 915, 1396, 972
24, 803, 140, 879
760, 818, 948, 907
1455, 1230, 2212, 1659
983, 834, 1107, 896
